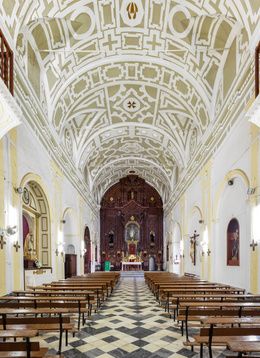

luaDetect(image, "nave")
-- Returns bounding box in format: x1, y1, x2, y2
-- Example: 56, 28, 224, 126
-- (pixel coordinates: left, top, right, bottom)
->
2, 271, 260, 357
35, 276, 188, 357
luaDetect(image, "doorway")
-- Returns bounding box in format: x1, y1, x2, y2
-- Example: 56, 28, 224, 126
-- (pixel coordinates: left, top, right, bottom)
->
65, 254, 77, 278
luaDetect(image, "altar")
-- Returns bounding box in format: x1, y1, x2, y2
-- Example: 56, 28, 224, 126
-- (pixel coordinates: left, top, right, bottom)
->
121, 261, 142, 271
24, 267, 53, 289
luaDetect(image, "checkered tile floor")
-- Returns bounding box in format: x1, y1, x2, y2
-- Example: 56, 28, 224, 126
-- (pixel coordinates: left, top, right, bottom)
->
38, 276, 227, 357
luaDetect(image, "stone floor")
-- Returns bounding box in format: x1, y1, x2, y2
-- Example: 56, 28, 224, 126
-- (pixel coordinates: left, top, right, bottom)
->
39, 276, 226, 357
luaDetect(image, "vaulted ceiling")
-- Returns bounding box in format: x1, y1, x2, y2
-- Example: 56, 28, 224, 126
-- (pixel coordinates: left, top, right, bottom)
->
1, 0, 259, 204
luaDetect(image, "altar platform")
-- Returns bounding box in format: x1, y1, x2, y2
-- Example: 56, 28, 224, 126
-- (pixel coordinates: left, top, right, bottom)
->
121, 261, 142, 271
120, 270, 144, 278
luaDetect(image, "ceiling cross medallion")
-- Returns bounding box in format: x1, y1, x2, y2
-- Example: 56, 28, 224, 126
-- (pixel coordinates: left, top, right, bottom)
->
0, 236, 6, 250
13, 241, 21, 252
127, 100, 136, 109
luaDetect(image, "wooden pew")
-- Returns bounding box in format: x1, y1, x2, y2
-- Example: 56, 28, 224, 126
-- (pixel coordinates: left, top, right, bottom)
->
13, 290, 94, 316
178, 301, 260, 341
163, 292, 260, 318
0, 308, 73, 354
0, 329, 63, 358
227, 341, 260, 358
38, 284, 106, 302
0, 296, 87, 331
194, 325, 260, 358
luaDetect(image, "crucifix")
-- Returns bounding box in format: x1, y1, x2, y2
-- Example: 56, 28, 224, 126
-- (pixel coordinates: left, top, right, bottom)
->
55, 249, 59, 256
189, 230, 200, 265
13, 241, 21, 252
0, 236, 6, 250
207, 248, 211, 256
250, 240, 258, 251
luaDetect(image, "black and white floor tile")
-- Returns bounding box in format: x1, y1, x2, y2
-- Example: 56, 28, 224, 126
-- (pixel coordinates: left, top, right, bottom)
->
38, 276, 226, 357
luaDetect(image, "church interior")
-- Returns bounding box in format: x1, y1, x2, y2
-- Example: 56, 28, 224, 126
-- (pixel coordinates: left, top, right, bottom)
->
1, 1, 260, 357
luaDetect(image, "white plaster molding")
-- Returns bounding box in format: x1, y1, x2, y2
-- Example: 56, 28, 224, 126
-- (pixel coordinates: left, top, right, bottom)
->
245, 95, 260, 127
165, 61, 254, 214
0, 78, 22, 139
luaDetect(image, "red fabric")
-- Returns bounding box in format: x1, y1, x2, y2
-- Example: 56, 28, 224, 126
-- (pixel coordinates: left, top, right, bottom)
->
23, 215, 29, 243
129, 243, 136, 255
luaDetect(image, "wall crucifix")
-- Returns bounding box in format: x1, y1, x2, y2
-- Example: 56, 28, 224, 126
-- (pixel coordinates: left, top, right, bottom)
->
250, 240, 258, 251
0, 236, 6, 250
189, 230, 200, 266
13, 241, 21, 253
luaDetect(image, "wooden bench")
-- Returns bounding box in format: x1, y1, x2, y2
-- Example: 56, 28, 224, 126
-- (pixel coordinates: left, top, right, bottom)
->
0, 296, 87, 331
178, 301, 260, 340
36, 285, 105, 306
193, 327, 260, 358
13, 290, 95, 317
0, 308, 74, 354
0, 329, 63, 358
165, 293, 260, 319
227, 341, 260, 358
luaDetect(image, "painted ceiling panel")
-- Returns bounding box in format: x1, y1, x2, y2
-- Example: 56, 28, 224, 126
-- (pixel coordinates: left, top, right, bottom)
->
0, 0, 258, 202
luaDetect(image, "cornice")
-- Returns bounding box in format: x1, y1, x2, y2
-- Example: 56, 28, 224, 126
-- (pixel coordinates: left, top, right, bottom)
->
245, 94, 260, 126
0, 78, 23, 139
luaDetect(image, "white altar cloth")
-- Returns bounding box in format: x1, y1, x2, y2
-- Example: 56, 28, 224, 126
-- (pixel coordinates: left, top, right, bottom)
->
121, 261, 142, 270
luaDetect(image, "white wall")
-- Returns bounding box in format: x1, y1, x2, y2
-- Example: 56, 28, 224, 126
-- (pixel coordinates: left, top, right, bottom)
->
166, 112, 258, 291
1, 120, 98, 292
213, 176, 250, 290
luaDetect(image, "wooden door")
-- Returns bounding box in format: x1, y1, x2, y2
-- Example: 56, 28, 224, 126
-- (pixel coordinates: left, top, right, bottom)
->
65, 254, 77, 278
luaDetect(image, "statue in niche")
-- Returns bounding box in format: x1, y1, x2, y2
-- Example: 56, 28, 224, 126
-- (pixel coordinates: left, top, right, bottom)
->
150, 231, 155, 247
227, 219, 239, 266
24, 233, 37, 260
126, 223, 139, 242
108, 231, 114, 247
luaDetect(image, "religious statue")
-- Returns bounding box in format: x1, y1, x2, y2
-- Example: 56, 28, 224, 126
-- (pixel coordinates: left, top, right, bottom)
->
231, 229, 239, 260
24, 233, 37, 260
227, 218, 240, 266
189, 231, 199, 266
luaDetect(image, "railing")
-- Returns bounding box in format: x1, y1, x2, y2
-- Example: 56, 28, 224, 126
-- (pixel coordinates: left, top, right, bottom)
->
255, 41, 260, 98
0, 29, 13, 95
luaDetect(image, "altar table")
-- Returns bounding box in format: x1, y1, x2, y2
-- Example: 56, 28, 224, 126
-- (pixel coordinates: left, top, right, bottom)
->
121, 262, 142, 271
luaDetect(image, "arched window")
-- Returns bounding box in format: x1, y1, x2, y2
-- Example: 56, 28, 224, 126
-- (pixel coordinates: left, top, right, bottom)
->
227, 218, 239, 266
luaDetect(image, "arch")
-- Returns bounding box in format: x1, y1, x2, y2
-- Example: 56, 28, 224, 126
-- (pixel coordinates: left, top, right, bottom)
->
213, 170, 250, 290
19, 173, 53, 218
83, 226, 91, 274
66, 244, 75, 254
100, 175, 163, 271
190, 205, 203, 221
62, 207, 76, 224
21, 177, 51, 268
213, 169, 250, 221
62, 207, 78, 242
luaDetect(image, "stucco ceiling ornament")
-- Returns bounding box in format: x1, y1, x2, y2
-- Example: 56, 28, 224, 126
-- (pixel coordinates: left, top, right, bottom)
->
1, 0, 257, 207
121, 0, 144, 27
